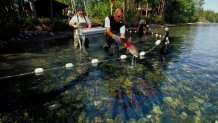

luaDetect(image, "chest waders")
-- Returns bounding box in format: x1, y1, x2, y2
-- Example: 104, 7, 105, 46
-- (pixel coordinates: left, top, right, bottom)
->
105, 16, 124, 56
74, 16, 89, 49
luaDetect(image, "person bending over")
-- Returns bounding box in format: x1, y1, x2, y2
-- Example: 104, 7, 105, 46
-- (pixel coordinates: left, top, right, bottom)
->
104, 8, 125, 54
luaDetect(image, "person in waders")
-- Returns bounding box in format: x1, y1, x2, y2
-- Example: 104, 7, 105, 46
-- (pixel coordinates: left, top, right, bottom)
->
69, 9, 91, 49
104, 8, 126, 56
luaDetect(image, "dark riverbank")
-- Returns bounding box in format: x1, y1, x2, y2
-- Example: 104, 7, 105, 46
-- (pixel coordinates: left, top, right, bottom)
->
0, 30, 74, 54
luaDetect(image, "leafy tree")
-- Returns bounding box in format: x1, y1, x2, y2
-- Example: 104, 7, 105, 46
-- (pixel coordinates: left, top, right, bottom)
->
85, 0, 110, 24
165, 0, 195, 23
0, 0, 21, 40
202, 10, 218, 22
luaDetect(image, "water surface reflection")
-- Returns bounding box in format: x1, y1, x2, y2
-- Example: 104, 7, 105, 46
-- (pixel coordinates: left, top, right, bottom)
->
0, 24, 218, 122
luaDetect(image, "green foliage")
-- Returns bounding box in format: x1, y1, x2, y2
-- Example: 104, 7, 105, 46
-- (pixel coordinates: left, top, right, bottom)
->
215, 13, 218, 22
56, 0, 69, 4
124, 7, 139, 25
53, 20, 70, 31
22, 14, 39, 30
0, 20, 21, 40
165, 0, 195, 23
38, 17, 51, 25
147, 15, 162, 24
86, 0, 110, 24
202, 10, 218, 22
0, 0, 21, 40
112, 1, 123, 10
2, 0, 218, 42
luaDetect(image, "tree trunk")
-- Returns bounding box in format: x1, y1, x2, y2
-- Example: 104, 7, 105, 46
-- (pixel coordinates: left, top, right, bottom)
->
110, 0, 115, 15
145, 3, 148, 17
17, 0, 23, 16
29, 0, 37, 19
123, 0, 126, 13
159, 0, 166, 23
127, 0, 130, 10
50, 0, 53, 18
71, 0, 76, 12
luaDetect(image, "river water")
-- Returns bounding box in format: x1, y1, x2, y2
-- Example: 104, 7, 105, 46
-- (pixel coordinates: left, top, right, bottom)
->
0, 23, 217, 122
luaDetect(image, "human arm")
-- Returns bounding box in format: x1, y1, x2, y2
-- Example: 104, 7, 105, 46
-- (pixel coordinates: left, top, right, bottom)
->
105, 17, 125, 43
88, 23, 91, 28
69, 16, 79, 28
120, 26, 125, 39
105, 17, 113, 38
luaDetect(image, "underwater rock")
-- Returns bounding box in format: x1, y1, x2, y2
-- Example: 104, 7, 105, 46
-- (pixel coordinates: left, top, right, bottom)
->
195, 110, 202, 119
146, 115, 152, 119
152, 106, 162, 115
173, 98, 182, 106
183, 85, 192, 91
188, 103, 199, 111
164, 97, 173, 104
114, 116, 122, 123
203, 94, 209, 100
168, 109, 176, 117
182, 107, 195, 116
211, 83, 216, 87
164, 96, 183, 109
193, 116, 201, 123
137, 117, 149, 123
167, 77, 176, 83
126, 119, 137, 123
168, 62, 174, 65
202, 101, 213, 111
164, 86, 177, 91
106, 119, 113, 123
49, 103, 60, 111
180, 112, 187, 120
93, 100, 102, 106
154, 115, 160, 122
194, 96, 205, 105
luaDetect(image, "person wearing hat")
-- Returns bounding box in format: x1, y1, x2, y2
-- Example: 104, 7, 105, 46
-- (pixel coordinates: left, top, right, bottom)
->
69, 9, 92, 48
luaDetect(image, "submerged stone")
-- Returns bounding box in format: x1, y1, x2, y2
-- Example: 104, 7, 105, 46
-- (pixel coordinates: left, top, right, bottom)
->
180, 112, 187, 120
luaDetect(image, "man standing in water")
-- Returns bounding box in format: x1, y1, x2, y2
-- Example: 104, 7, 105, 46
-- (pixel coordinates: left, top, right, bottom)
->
104, 8, 125, 54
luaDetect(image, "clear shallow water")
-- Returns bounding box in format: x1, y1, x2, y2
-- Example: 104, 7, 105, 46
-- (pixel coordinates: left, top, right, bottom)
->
0, 24, 218, 122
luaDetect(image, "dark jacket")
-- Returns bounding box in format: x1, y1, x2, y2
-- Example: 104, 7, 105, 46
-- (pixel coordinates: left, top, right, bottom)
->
108, 15, 124, 35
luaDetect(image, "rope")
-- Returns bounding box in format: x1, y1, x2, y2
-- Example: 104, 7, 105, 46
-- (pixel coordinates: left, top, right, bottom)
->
0, 30, 168, 80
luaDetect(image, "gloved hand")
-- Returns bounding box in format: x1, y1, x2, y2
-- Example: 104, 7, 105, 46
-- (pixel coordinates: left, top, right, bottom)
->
112, 34, 122, 43
73, 25, 79, 29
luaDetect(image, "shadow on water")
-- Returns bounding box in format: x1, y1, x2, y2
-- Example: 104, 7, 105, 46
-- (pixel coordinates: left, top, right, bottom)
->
111, 78, 163, 122
0, 59, 164, 122
0, 38, 72, 54
93, 58, 165, 122
0, 66, 95, 122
